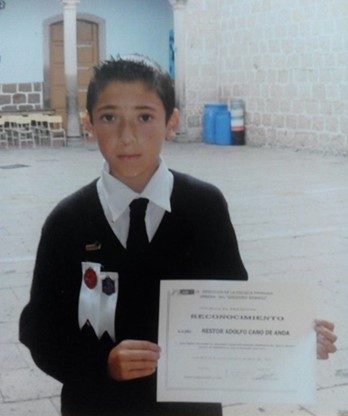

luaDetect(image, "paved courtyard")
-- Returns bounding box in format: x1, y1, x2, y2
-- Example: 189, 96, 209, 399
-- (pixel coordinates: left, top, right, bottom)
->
0, 142, 347, 416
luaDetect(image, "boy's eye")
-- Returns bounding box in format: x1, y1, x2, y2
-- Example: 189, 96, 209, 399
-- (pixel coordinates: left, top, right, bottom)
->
100, 114, 115, 122
139, 114, 153, 123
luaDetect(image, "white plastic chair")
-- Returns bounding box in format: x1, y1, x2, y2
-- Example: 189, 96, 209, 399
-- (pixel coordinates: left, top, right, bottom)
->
46, 115, 66, 146
2, 115, 17, 146
31, 113, 49, 145
0, 118, 9, 149
11, 115, 36, 149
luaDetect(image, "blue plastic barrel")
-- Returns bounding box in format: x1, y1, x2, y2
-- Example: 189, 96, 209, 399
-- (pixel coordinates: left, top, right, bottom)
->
215, 109, 232, 145
203, 103, 227, 144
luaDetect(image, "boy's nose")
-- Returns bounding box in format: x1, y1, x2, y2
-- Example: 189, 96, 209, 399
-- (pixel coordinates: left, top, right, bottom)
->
118, 120, 136, 144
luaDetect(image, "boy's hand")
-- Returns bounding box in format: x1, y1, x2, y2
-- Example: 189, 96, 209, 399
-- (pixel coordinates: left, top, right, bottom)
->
315, 319, 337, 359
107, 340, 161, 381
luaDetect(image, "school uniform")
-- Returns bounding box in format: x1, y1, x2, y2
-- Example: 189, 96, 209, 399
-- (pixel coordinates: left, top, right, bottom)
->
19, 160, 248, 416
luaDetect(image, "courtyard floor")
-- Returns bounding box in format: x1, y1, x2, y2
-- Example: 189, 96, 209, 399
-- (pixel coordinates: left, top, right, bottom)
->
0, 142, 347, 416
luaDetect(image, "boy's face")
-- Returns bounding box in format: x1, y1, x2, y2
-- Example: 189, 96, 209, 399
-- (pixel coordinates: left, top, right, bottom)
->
88, 81, 178, 192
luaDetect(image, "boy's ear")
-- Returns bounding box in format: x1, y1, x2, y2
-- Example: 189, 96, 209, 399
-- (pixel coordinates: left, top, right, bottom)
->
166, 108, 180, 141
83, 114, 97, 140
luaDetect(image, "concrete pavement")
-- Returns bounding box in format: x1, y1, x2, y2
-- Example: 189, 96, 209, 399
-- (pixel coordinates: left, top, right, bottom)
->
0, 142, 347, 416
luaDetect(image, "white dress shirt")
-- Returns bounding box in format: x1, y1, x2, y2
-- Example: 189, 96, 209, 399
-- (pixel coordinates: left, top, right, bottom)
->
97, 159, 174, 248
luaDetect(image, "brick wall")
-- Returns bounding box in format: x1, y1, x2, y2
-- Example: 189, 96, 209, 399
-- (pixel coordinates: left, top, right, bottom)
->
0, 82, 43, 112
184, 0, 348, 155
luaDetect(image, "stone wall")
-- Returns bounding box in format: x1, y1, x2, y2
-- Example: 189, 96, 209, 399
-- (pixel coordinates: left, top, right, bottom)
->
0, 82, 43, 112
184, 0, 348, 155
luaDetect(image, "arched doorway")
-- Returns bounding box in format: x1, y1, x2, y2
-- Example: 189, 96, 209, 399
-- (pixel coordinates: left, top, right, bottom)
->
43, 14, 105, 126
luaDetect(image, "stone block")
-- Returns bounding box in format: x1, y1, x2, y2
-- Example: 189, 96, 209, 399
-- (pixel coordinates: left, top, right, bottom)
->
261, 113, 272, 126
269, 84, 283, 99
33, 82, 42, 92
298, 83, 312, 100
252, 113, 261, 126
320, 101, 333, 116
286, 115, 298, 129
305, 100, 320, 115
277, 70, 288, 83
332, 100, 345, 116
312, 84, 326, 100
187, 115, 200, 128
269, 99, 281, 113
18, 105, 34, 111
312, 116, 324, 131
272, 114, 285, 128
298, 115, 312, 129
0, 95, 11, 105
18, 83, 32, 92
294, 131, 309, 147
325, 116, 339, 133
264, 127, 276, 140
12, 94, 26, 104
279, 100, 291, 113
283, 84, 298, 99
293, 99, 307, 116
0, 105, 17, 111
2, 84, 17, 93
276, 129, 289, 144
28, 93, 40, 104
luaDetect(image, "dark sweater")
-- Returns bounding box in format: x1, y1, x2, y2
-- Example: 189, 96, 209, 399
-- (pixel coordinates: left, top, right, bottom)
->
20, 170, 248, 416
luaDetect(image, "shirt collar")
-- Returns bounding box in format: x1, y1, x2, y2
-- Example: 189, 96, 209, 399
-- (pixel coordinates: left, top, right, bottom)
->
99, 158, 173, 223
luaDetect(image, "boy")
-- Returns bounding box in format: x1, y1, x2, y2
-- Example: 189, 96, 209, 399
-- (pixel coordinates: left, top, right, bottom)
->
20, 57, 337, 416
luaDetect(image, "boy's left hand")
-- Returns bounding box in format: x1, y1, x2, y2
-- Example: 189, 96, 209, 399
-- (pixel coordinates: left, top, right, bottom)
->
315, 319, 337, 359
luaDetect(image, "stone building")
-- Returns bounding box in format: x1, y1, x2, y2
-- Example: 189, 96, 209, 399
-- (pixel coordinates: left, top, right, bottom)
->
0, 0, 173, 141
178, 0, 348, 155
0, 0, 347, 154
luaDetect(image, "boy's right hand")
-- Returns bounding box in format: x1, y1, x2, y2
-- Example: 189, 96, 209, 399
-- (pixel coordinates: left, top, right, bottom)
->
107, 340, 161, 381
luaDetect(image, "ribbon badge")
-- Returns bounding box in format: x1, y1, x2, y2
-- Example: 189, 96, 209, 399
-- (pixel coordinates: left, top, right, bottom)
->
84, 267, 98, 289
102, 276, 115, 296
79, 262, 119, 341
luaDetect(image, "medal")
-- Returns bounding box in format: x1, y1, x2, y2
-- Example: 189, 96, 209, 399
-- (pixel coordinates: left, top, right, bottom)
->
84, 267, 97, 289
102, 276, 115, 295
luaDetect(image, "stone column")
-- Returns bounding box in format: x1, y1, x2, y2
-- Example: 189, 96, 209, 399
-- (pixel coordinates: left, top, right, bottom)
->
168, 0, 188, 142
62, 0, 81, 145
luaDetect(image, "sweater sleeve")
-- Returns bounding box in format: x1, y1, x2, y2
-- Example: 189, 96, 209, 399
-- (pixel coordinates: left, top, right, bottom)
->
19, 209, 114, 384
193, 185, 248, 280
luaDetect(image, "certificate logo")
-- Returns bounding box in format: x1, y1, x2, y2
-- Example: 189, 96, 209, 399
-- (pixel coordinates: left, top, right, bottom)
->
179, 289, 195, 295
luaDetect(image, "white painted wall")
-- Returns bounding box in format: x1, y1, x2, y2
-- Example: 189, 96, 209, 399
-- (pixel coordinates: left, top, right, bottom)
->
0, 0, 173, 84
184, 0, 348, 155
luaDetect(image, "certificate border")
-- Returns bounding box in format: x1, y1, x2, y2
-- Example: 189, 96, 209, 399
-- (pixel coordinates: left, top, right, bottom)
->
158, 280, 316, 404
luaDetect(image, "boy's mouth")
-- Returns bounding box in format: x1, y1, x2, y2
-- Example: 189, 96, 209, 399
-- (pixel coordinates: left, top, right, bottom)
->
117, 154, 141, 161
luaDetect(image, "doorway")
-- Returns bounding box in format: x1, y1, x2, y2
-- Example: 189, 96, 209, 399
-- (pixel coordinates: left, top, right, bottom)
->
43, 13, 105, 128
48, 19, 99, 126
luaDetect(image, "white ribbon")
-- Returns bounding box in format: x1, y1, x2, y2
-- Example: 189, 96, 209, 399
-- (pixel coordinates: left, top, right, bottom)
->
78, 262, 118, 341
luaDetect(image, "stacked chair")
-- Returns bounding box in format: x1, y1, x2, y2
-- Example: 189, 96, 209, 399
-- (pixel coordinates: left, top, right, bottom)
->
0, 113, 67, 148
12, 115, 36, 148
0, 116, 9, 149
37, 115, 66, 146
1, 115, 36, 149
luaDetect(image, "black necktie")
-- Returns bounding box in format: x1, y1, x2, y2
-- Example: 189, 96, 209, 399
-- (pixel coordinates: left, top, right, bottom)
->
126, 198, 149, 253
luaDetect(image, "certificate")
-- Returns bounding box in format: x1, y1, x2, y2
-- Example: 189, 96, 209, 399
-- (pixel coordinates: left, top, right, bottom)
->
157, 280, 316, 404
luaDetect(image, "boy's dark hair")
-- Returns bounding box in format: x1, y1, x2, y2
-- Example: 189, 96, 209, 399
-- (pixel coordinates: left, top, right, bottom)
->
87, 55, 175, 122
